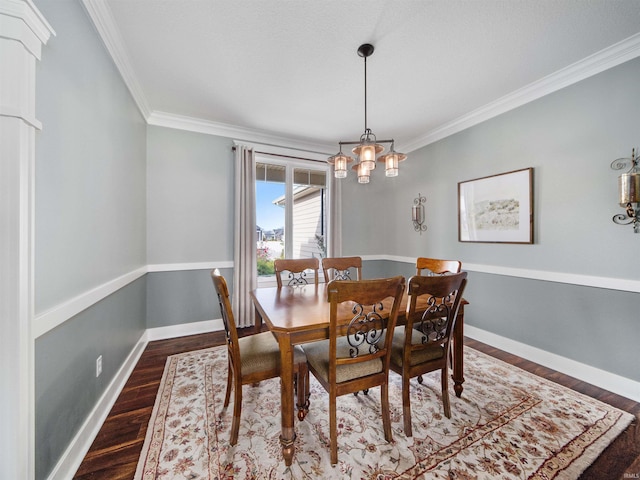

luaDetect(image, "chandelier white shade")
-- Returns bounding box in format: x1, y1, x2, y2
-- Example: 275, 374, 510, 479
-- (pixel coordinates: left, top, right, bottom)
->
327, 44, 406, 181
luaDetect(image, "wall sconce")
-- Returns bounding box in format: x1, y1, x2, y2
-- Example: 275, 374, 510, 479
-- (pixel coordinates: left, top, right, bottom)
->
412, 193, 427, 234
611, 148, 639, 233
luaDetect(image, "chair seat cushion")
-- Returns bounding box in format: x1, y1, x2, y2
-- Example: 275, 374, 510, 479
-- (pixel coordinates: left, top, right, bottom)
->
302, 337, 383, 384
238, 332, 306, 376
389, 326, 445, 367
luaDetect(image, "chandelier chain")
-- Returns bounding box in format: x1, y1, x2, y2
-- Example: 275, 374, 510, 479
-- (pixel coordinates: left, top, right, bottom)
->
363, 54, 368, 133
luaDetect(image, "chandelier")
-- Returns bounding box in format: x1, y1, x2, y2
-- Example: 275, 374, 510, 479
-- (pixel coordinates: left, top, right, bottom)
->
327, 44, 407, 183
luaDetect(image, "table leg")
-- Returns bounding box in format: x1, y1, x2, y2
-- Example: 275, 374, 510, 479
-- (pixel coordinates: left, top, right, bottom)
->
277, 334, 296, 466
254, 306, 263, 334
452, 308, 465, 398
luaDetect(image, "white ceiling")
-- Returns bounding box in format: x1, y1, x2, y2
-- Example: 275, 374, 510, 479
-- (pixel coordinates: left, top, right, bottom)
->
84, 0, 640, 153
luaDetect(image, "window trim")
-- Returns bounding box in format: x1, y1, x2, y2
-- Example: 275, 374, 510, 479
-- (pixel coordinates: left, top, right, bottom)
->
254, 150, 331, 287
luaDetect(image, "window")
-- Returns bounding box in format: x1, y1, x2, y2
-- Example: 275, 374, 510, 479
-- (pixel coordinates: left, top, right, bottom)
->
255, 157, 328, 282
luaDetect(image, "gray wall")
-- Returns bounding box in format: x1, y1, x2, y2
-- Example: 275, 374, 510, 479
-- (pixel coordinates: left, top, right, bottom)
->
35, 0, 147, 314
342, 57, 640, 382
146, 126, 235, 326
34, 0, 147, 478
31, 2, 640, 478
146, 126, 234, 265
147, 268, 233, 328
34, 278, 146, 479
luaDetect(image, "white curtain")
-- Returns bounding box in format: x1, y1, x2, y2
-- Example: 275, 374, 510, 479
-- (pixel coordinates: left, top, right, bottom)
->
327, 173, 342, 258
233, 145, 256, 327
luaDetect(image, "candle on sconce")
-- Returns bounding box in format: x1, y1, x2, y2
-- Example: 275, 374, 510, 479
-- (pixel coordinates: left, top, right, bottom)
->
412, 204, 421, 223
412, 193, 427, 234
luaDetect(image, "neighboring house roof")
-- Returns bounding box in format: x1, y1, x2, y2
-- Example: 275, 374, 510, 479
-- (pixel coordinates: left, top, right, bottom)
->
273, 185, 322, 207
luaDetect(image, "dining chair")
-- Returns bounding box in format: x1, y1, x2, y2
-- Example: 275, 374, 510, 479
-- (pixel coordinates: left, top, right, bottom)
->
415, 258, 463, 367
210, 269, 310, 445
274, 257, 319, 287
302, 276, 406, 464
389, 272, 467, 437
322, 256, 362, 283
415, 257, 462, 276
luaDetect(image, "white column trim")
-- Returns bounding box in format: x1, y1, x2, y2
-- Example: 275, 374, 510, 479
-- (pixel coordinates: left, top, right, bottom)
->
0, 0, 54, 58
0, 1, 54, 479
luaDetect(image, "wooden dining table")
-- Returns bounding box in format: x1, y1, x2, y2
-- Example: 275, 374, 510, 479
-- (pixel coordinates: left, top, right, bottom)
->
250, 282, 467, 466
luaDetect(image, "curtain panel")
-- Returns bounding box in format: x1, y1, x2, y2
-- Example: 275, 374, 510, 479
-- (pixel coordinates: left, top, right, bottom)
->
233, 145, 257, 327
327, 174, 342, 258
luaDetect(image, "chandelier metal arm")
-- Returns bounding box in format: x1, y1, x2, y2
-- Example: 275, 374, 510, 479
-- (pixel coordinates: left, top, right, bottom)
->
339, 139, 396, 147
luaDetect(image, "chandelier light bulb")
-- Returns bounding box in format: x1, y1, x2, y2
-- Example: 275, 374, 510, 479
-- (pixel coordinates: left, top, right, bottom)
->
378, 148, 406, 178
334, 156, 348, 178
360, 144, 376, 170
353, 162, 370, 184
385, 153, 399, 177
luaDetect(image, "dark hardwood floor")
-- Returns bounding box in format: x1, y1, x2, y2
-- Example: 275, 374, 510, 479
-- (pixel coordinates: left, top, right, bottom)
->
73, 331, 640, 479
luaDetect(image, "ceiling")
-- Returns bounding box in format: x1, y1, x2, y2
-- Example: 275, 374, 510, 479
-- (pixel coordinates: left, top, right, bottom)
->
84, 0, 640, 153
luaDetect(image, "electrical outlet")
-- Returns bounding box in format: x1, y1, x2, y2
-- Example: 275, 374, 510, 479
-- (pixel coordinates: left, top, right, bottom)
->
96, 355, 102, 377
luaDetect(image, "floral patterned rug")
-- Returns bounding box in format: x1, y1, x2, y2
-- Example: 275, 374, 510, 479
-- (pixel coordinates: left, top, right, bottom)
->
134, 345, 633, 479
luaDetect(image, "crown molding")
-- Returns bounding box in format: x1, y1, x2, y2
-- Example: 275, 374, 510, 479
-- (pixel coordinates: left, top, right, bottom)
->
148, 111, 335, 154
81, 3, 640, 154
400, 32, 640, 153
81, 0, 150, 118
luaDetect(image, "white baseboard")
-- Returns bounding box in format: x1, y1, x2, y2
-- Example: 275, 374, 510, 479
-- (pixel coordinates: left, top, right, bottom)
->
46, 334, 148, 480
50, 320, 639, 480
145, 319, 224, 341
465, 325, 640, 403
48, 320, 224, 480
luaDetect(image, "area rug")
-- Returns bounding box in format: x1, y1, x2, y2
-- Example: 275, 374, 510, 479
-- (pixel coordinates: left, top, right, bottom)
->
134, 345, 634, 479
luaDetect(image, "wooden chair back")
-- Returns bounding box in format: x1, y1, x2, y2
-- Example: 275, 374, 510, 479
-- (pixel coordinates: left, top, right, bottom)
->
405, 272, 467, 354
322, 256, 362, 283
307, 275, 405, 463
211, 268, 311, 444
390, 271, 467, 436
211, 269, 241, 370
327, 276, 405, 392
415, 257, 462, 276
274, 257, 319, 287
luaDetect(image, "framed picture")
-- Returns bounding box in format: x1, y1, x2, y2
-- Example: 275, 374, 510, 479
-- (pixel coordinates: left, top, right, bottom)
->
458, 168, 533, 244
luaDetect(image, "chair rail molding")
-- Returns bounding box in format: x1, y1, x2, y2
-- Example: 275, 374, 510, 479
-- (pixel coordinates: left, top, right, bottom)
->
0, 1, 54, 479
33, 266, 148, 339
146, 260, 234, 272
359, 255, 640, 293
35, 261, 234, 338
